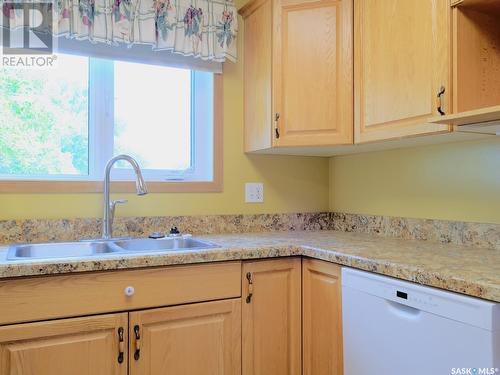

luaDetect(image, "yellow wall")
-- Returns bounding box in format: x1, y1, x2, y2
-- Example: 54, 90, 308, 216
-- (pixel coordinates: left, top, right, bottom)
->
3, 0, 498, 225
0, 11, 330, 220
330, 138, 500, 224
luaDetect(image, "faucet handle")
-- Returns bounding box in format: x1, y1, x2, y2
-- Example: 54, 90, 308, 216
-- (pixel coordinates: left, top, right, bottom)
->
112, 199, 128, 206
109, 199, 128, 220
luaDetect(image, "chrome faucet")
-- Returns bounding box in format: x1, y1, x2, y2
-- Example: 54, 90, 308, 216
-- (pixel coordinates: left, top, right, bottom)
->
102, 155, 148, 240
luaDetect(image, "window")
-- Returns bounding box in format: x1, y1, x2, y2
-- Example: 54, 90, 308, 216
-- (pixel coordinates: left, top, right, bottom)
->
0, 54, 89, 177
0, 53, 218, 190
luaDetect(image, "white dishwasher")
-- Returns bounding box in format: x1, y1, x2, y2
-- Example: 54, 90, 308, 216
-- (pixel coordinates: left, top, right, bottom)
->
342, 268, 500, 375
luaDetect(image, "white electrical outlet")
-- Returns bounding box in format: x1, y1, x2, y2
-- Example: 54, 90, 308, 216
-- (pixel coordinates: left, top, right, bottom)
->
245, 183, 264, 203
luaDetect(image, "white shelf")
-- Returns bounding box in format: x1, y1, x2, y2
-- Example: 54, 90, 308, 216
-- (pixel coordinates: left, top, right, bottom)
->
429, 105, 500, 135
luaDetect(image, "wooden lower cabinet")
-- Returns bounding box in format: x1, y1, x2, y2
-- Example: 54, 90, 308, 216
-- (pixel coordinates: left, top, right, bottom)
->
129, 298, 242, 375
0, 261, 241, 326
242, 257, 302, 375
302, 258, 343, 375
0, 258, 345, 375
0, 313, 128, 375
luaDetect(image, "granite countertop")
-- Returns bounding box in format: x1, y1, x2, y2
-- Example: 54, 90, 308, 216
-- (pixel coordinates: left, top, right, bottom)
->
0, 230, 498, 302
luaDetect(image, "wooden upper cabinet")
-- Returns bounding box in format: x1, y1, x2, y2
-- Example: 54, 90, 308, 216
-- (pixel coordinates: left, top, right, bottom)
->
452, 1, 500, 113
240, 0, 353, 151
0, 313, 127, 375
354, 0, 451, 143
273, 0, 353, 147
302, 259, 343, 375
242, 0, 273, 152
427, 0, 500, 131
242, 258, 301, 375
129, 299, 241, 375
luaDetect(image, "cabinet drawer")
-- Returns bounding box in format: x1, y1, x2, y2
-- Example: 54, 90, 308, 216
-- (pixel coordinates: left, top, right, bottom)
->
0, 261, 241, 326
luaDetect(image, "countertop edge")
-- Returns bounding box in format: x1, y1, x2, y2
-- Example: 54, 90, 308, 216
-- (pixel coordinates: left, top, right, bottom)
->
0, 241, 497, 303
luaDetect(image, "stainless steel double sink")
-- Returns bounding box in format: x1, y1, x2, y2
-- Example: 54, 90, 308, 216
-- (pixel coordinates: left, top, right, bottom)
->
7, 237, 219, 261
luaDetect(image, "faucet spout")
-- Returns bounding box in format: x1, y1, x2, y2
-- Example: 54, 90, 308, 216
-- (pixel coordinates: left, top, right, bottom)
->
102, 155, 148, 239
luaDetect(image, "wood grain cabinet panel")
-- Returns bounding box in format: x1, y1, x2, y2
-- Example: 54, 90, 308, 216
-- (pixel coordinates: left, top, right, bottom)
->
242, 258, 301, 375
0, 313, 127, 375
273, 0, 353, 147
302, 258, 343, 375
0, 261, 241, 326
243, 0, 273, 152
129, 299, 241, 375
452, 3, 500, 113
354, 0, 451, 143
240, 0, 353, 150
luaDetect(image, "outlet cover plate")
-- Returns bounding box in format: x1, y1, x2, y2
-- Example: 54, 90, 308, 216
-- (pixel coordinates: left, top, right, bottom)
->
245, 183, 264, 203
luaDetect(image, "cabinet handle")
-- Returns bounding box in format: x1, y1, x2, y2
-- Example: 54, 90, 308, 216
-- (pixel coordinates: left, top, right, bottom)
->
134, 325, 141, 360
117, 327, 125, 364
437, 86, 446, 116
274, 113, 280, 139
246, 272, 253, 303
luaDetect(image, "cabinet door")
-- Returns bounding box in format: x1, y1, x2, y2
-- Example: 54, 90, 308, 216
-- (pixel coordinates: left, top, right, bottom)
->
0, 313, 127, 375
302, 259, 343, 375
242, 0, 273, 152
273, 0, 353, 147
354, 0, 450, 143
129, 299, 241, 375
242, 258, 301, 375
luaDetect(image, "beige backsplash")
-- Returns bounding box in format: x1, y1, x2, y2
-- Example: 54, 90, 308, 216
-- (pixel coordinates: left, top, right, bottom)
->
0, 213, 333, 245
0, 212, 499, 250
332, 212, 500, 251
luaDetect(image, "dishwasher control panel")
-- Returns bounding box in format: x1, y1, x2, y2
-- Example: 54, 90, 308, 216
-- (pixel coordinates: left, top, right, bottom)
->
341, 267, 499, 331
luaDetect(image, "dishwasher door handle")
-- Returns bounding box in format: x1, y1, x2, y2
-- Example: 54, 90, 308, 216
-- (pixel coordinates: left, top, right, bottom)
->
386, 300, 422, 320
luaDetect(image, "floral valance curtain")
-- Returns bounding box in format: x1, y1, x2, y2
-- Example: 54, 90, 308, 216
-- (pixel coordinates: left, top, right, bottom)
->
1, 0, 238, 62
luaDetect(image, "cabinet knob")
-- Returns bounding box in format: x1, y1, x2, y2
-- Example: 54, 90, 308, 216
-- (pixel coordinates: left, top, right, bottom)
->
124, 286, 135, 297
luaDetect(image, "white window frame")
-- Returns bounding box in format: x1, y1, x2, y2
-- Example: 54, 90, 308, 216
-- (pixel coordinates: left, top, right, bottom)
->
0, 54, 215, 183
